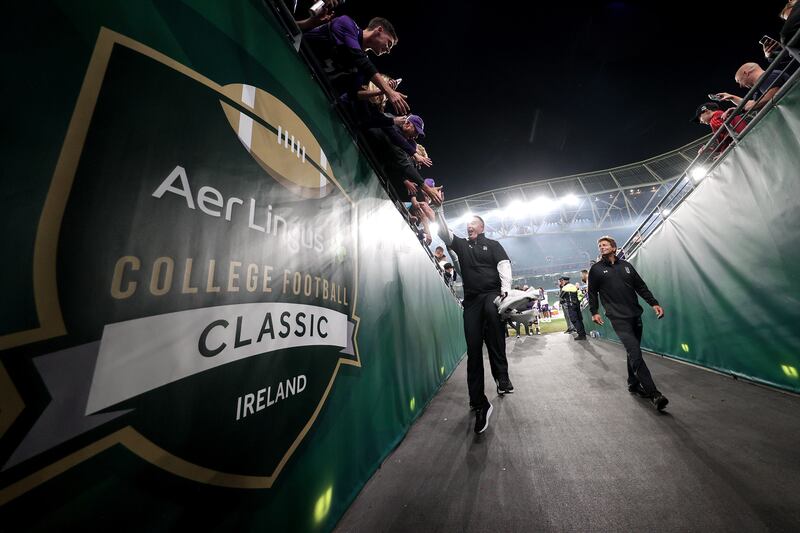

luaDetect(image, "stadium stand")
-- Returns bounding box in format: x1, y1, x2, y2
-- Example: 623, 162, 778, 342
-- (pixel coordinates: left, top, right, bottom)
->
441, 136, 709, 285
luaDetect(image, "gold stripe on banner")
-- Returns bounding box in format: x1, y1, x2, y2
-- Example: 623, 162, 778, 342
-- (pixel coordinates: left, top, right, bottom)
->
0, 27, 361, 501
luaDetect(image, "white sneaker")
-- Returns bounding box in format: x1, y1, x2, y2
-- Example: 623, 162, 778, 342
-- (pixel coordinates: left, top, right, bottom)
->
475, 402, 493, 434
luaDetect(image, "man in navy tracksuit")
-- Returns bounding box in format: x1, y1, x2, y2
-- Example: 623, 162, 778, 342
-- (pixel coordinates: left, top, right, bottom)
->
588, 236, 669, 411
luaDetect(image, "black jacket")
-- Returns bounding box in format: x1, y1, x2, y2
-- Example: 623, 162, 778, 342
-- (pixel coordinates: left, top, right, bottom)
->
588, 258, 658, 319
448, 233, 508, 299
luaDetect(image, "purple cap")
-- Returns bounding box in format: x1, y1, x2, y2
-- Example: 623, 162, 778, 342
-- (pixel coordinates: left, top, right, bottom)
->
407, 114, 425, 138
424, 178, 436, 187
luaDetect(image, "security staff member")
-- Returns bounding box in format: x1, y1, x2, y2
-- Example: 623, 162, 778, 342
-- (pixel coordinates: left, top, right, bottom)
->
558, 281, 576, 334
558, 276, 586, 340
588, 236, 669, 411
439, 215, 513, 434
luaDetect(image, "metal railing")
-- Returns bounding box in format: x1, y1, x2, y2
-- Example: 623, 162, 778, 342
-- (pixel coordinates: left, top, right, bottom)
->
621, 27, 800, 258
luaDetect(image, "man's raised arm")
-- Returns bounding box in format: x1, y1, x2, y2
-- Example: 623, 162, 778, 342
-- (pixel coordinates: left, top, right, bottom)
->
436, 211, 454, 246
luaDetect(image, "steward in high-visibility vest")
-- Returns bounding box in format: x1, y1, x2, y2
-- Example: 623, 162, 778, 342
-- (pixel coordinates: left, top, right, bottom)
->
558, 277, 586, 339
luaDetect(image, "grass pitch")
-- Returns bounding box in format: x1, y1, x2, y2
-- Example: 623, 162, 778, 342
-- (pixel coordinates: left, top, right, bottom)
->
507, 317, 570, 336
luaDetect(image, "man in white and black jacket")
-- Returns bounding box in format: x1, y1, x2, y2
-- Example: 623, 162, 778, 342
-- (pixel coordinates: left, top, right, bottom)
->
439, 215, 514, 434
588, 235, 669, 411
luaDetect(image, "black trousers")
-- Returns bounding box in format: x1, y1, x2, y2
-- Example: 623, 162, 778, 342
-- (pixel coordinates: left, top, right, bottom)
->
610, 316, 658, 395
566, 304, 586, 336
463, 292, 509, 408
562, 303, 574, 331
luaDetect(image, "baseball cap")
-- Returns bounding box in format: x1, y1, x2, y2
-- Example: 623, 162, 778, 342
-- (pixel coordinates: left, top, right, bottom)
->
692, 102, 720, 123
558, 276, 570, 281
407, 114, 425, 138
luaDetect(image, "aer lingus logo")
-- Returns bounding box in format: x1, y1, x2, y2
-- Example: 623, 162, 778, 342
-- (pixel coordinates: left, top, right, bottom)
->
0, 28, 360, 503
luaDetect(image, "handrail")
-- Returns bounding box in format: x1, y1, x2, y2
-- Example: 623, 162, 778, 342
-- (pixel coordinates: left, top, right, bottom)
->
621, 27, 800, 258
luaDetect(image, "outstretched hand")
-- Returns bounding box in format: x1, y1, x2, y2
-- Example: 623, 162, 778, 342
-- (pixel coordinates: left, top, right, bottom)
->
413, 152, 433, 167
762, 41, 780, 59
387, 90, 410, 115
312, 10, 335, 24
422, 183, 442, 205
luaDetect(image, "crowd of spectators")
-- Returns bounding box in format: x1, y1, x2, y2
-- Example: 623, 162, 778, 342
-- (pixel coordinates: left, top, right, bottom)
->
284, 0, 446, 262
693, 1, 799, 158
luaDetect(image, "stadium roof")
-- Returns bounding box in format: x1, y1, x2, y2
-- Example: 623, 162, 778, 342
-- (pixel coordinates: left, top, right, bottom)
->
442, 136, 709, 239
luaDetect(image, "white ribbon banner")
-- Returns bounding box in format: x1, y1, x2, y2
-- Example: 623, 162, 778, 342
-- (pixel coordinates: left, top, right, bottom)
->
86, 302, 349, 414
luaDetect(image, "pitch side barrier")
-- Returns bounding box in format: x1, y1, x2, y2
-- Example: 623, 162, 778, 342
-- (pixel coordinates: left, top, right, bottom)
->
585, 30, 800, 394
622, 27, 800, 257
0, 3, 467, 531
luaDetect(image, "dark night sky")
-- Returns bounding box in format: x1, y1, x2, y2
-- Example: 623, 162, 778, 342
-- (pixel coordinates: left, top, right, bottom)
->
328, 1, 782, 198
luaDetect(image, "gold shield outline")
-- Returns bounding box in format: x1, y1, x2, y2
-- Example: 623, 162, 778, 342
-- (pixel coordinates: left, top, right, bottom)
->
0, 27, 361, 504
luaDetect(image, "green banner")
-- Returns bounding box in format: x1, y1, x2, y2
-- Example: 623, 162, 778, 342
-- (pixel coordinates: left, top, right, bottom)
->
0, 2, 465, 530
584, 81, 800, 394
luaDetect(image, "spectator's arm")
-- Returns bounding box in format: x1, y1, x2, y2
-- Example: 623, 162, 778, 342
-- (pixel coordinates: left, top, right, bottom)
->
749, 86, 782, 112
718, 92, 743, 105
358, 112, 395, 129
629, 265, 659, 306
763, 40, 782, 59
422, 183, 442, 206
357, 88, 383, 100
384, 127, 417, 156
413, 152, 433, 167
406, 180, 422, 196
370, 73, 410, 115
418, 213, 432, 246
341, 47, 379, 80
296, 9, 335, 31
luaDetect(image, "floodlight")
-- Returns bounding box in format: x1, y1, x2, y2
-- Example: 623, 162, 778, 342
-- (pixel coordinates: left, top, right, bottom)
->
690, 166, 708, 182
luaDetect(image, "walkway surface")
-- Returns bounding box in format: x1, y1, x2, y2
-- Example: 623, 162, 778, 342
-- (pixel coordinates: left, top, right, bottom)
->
335, 332, 800, 532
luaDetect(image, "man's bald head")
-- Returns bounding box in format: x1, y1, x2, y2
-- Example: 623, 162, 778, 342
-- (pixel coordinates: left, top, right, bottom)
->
466, 216, 485, 241
735, 62, 763, 88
